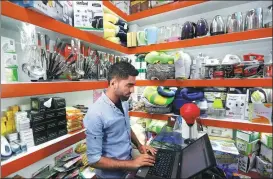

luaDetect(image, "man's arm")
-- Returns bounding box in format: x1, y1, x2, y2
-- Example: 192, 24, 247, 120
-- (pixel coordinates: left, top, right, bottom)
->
131, 128, 143, 148
84, 113, 154, 171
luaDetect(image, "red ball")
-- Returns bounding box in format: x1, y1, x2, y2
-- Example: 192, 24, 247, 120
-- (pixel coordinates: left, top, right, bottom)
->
180, 103, 200, 125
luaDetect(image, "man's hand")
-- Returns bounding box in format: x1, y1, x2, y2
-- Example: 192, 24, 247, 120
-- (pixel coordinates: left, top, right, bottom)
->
138, 145, 157, 156
130, 154, 156, 169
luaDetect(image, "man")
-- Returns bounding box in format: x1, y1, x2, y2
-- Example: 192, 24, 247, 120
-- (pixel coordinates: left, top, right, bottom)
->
83, 61, 157, 179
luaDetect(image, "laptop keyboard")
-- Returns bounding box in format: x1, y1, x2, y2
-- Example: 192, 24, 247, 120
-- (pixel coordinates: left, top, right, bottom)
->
148, 150, 175, 178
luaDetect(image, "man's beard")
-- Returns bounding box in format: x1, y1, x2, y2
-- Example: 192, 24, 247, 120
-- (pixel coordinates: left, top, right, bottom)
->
120, 95, 130, 101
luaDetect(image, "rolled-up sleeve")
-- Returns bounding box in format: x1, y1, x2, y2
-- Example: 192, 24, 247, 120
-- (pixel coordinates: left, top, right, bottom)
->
83, 111, 104, 164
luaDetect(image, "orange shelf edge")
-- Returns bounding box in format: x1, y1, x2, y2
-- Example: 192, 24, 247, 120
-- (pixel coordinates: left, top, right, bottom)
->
129, 111, 273, 133
135, 79, 273, 87
1, 130, 86, 178
200, 119, 273, 133
128, 28, 273, 54
103, 1, 129, 21
1, 1, 128, 54
127, 0, 208, 22
1, 81, 108, 98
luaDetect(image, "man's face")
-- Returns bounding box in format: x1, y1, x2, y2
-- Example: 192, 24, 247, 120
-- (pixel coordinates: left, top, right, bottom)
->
114, 76, 136, 101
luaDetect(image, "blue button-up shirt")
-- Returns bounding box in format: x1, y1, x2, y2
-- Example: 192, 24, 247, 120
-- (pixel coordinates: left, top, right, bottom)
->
83, 92, 132, 179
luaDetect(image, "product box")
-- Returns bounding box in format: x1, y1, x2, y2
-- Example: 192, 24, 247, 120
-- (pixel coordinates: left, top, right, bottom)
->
11, 1, 73, 26
236, 130, 260, 143
31, 97, 50, 112
32, 122, 47, 134
238, 151, 257, 173
33, 131, 48, 146
47, 128, 59, 141
73, 1, 103, 32
248, 103, 272, 124
209, 137, 239, 178
236, 138, 260, 155
52, 97, 66, 109
150, 0, 174, 8
256, 156, 273, 178
29, 111, 45, 124
207, 126, 233, 139
260, 144, 272, 163
204, 88, 227, 115
58, 128, 68, 137
225, 94, 247, 120
1, 36, 16, 53
2, 53, 18, 67
261, 133, 272, 149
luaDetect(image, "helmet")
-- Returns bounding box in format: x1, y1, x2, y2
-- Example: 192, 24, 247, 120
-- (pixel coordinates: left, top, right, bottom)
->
196, 18, 209, 37
181, 21, 196, 40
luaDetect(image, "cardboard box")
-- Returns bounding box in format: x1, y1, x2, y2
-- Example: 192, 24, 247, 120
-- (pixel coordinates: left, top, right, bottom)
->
73, 1, 103, 31
238, 151, 257, 173
256, 156, 273, 178
209, 137, 239, 177
225, 94, 247, 120
29, 111, 45, 125
260, 144, 272, 163
207, 126, 233, 139
261, 133, 272, 149
248, 103, 272, 124
2, 53, 18, 67
33, 131, 48, 145
1, 36, 16, 53
11, 1, 73, 26
236, 130, 260, 143
236, 138, 260, 155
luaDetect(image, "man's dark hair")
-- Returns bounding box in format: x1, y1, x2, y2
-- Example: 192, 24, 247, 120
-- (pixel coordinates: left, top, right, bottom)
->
107, 61, 139, 84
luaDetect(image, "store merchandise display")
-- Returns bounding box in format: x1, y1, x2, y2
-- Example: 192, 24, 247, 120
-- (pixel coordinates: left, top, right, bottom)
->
110, 1, 130, 15
103, 9, 129, 46
1, 31, 133, 82
127, 5, 271, 47
73, 1, 103, 32
129, 0, 174, 14
1, 36, 18, 83
132, 50, 272, 80
132, 87, 272, 125
66, 107, 85, 133
10, 1, 74, 26
12, 142, 96, 179
10, 1, 104, 32
145, 51, 175, 80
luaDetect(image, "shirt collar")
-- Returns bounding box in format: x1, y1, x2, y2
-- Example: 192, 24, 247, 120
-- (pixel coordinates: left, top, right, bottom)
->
101, 91, 116, 107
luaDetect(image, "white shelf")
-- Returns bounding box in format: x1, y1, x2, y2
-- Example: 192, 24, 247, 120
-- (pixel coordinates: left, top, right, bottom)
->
1, 129, 86, 166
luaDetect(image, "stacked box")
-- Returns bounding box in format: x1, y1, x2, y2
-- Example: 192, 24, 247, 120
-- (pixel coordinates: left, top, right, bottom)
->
209, 137, 239, 178
261, 133, 272, 149
235, 130, 261, 173
256, 156, 273, 178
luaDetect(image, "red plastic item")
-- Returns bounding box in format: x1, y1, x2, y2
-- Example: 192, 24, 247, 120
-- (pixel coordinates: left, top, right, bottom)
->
243, 53, 264, 61
180, 103, 200, 126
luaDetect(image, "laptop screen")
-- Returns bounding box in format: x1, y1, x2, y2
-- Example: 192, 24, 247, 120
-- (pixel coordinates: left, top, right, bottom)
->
180, 134, 216, 179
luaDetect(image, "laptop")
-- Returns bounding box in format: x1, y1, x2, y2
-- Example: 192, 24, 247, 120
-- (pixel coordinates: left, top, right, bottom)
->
135, 133, 217, 179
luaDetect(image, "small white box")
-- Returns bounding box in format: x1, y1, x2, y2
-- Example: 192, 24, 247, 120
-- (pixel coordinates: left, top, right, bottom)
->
1, 36, 16, 53
260, 144, 272, 163
225, 94, 247, 120
207, 126, 233, 138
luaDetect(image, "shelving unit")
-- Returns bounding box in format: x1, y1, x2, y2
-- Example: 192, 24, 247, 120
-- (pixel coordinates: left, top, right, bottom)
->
129, 111, 273, 133
1, 81, 108, 98
135, 79, 273, 87
1, 79, 271, 98
1, 0, 273, 178
1, 129, 86, 178
1, 1, 128, 54
127, 28, 272, 54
